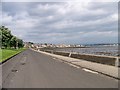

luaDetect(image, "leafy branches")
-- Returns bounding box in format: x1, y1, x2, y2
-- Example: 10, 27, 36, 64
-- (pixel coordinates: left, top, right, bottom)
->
0, 26, 24, 49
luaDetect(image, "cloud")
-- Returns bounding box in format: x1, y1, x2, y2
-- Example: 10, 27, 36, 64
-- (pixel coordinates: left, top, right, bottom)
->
2, 0, 120, 2
2, 2, 118, 44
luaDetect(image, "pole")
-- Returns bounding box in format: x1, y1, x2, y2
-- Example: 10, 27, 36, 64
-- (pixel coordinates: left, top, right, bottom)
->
115, 57, 119, 67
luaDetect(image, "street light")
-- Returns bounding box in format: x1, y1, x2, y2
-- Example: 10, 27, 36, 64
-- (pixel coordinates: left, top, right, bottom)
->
16, 41, 18, 50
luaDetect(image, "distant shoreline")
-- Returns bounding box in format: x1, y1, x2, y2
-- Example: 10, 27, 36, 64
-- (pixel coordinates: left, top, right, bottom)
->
42, 46, 90, 49
39, 45, 118, 57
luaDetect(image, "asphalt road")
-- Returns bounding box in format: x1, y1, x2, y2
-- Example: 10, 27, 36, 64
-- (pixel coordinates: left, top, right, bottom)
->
2, 49, 118, 88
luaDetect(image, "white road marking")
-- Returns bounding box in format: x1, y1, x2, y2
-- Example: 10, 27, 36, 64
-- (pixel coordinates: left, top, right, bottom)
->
82, 68, 98, 74
66, 63, 80, 68
53, 58, 63, 62
52, 57, 80, 68
53, 58, 56, 60
52, 57, 99, 73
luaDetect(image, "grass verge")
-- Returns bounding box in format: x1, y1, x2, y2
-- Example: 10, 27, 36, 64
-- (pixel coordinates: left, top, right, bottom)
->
0, 48, 26, 63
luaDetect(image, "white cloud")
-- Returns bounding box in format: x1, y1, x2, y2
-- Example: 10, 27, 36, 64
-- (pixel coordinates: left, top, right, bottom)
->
2, 0, 119, 2
2, 2, 118, 44
2, 12, 13, 25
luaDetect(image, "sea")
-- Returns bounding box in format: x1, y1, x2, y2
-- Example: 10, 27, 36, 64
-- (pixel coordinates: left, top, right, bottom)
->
54, 45, 118, 57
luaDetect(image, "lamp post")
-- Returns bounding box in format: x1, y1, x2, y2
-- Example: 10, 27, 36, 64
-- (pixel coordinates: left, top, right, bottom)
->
16, 41, 18, 50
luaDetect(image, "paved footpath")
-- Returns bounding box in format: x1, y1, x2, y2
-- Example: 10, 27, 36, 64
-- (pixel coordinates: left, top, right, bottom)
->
2, 49, 118, 88
37, 49, 119, 79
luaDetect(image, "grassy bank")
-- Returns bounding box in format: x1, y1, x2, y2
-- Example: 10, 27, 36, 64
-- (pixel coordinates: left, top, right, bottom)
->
0, 48, 26, 63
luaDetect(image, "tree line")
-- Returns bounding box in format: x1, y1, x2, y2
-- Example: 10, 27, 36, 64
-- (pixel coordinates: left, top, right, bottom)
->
0, 26, 24, 49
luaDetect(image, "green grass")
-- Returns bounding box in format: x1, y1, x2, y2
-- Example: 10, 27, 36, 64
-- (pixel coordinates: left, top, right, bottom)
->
0, 48, 26, 63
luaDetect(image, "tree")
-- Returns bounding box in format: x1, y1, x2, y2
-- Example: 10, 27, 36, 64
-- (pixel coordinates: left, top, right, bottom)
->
9, 36, 17, 49
0, 26, 24, 49
0, 28, 2, 48
18, 39, 24, 48
1, 26, 13, 48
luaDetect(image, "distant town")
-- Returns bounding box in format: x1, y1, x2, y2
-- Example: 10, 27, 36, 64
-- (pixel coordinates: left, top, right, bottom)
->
24, 42, 118, 49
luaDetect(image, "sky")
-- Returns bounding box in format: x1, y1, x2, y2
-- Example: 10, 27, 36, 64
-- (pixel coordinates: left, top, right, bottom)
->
1, 0, 118, 44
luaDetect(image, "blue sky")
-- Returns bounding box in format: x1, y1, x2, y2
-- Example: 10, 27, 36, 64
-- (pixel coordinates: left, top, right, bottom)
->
1, 1, 118, 44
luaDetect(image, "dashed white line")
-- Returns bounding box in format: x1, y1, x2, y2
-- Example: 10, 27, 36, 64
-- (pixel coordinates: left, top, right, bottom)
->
53, 58, 56, 60
66, 63, 80, 69
52, 57, 98, 74
82, 68, 98, 74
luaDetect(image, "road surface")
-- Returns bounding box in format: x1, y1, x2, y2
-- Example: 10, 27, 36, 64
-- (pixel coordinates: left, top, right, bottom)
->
2, 49, 118, 88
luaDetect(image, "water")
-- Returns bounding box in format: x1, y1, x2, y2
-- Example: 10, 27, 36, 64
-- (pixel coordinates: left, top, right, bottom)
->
54, 45, 118, 56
